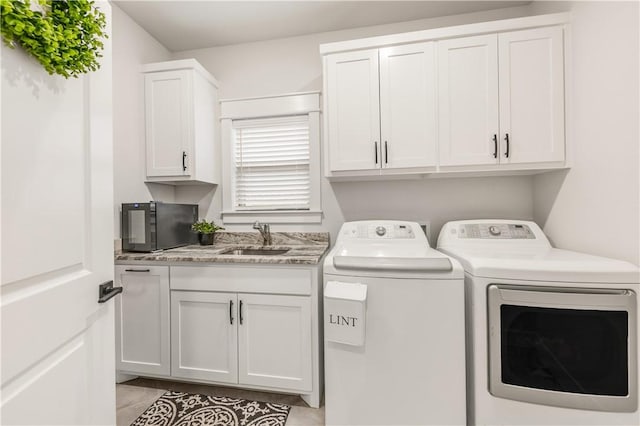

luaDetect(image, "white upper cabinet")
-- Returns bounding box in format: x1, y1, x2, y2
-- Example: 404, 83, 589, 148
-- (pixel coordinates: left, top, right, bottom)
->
438, 27, 565, 167
326, 49, 380, 172
320, 13, 569, 178
438, 35, 500, 166
379, 42, 437, 170
143, 59, 220, 185
325, 43, 437, 174
498, 26, 565, 165
145, 70, 191, 177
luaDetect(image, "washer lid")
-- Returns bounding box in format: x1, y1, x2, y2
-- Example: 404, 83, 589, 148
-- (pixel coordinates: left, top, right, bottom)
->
332, 241, 452, 272
440, 246, 640, 283
333, 255, 452, 272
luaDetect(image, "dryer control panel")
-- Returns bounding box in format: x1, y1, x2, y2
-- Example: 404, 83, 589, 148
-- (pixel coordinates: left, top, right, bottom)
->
459, 223, 535, 239
437, 220, 551, 251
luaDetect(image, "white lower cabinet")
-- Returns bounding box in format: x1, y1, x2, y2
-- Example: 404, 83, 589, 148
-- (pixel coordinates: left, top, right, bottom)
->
238, 294, 312, 392
116, 263, 322, 407
170, 291, 312, 392
115, 265, 170, 376
171, 291, 238, 383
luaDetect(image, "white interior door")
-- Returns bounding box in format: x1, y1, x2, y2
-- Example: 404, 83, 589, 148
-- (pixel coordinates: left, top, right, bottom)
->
171, 291, 238, 384
326, 49, 381, 172
379, 42, 437, 169
498, 26, 565, 164
238, 294, 312, 392
1, 3, 115, 425
438, 34, 500, 166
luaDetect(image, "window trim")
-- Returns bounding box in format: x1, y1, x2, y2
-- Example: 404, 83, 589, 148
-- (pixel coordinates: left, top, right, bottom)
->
220, 92, 322, 224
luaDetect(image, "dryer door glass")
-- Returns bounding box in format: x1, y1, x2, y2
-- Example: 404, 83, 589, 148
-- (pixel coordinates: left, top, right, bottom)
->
500, 305, 628, 396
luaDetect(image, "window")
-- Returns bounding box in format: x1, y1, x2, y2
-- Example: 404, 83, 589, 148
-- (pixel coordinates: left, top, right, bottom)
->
233, 116, 310, 211
220, 92, 321, 224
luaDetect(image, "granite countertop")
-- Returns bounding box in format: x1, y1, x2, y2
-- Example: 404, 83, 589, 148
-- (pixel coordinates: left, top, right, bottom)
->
115, 231, 330, 265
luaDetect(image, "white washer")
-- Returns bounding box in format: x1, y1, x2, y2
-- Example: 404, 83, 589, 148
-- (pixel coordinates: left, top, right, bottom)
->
323, 220, 465, 425
437, 219, 640, 425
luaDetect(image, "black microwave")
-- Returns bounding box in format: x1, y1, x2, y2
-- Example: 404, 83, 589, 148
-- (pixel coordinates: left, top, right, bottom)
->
121, 202, 198, 252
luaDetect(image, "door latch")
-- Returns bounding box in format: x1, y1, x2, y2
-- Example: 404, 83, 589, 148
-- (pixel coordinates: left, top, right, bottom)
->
98, 280, 123, 303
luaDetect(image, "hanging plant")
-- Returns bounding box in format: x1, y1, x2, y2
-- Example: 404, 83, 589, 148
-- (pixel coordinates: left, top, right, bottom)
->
0, 0, 107, 78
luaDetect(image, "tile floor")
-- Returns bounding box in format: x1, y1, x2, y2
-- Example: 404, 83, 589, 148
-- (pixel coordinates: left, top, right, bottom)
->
116, 378, 324, 426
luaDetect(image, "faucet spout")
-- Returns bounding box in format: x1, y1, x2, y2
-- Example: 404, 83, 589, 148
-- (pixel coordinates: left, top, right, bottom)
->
252, 221, 272, 246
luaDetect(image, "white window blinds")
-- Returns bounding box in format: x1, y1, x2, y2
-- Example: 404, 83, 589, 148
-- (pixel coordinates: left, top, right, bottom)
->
233, 116, 310, 211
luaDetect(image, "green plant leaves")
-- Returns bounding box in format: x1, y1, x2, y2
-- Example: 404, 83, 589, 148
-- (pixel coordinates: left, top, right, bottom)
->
1, 0, 107, 78
191, 220, 225, 235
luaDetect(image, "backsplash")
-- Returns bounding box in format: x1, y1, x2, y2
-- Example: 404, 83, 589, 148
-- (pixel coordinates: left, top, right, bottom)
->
215, 231, 329, 246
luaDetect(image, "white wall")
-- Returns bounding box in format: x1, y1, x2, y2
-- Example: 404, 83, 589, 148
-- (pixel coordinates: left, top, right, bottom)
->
112, 4, 174, 240
331, 176, 534, 244
173, 5, 531, 100
531, 1, 640, 265
171, 5, 537, 240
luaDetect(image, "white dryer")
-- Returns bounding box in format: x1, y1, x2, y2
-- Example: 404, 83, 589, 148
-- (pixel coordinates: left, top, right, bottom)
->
437, 219, 640, 425
323, 220, 465, 425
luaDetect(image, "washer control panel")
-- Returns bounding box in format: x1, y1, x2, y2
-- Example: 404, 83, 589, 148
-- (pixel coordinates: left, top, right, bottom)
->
340, 222, 417, 239
459, 223, 535, 239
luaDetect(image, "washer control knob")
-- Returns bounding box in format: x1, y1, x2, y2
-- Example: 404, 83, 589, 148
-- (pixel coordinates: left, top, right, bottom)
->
375, 226, 386, 236
489, 226, 501, 236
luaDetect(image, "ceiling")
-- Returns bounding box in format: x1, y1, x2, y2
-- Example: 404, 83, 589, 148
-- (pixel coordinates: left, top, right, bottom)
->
114, 1, 531, 51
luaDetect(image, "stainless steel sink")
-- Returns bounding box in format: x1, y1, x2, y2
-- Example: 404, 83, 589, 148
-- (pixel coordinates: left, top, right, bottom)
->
222, 248, 290, 256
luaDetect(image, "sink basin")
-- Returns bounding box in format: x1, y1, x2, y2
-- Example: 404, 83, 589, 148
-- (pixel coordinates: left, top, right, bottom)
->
222, 248, 290, 256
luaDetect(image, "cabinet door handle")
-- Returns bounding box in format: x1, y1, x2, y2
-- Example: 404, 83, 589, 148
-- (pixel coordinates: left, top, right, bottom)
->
492, 134, 498, 159
504, 134, 510, 158
229, 300, 234, 325
239, 300, 244, 325
374, 141, 378, 164
182, 151, 187, 171
125, 268, 150, 273
384, 141, 388, 164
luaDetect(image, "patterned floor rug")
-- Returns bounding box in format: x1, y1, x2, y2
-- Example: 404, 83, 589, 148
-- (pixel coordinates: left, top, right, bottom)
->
131, 391, 291, 426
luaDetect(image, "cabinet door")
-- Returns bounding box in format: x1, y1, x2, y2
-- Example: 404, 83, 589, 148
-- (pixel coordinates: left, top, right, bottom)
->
171, 291, 238, 384
438, 34, 500, 166
238, 294, 312, 392
326, 50, 381, 172
498, 26, 565, 164
145, 70, 192, 177
379, 42, 437, 169
115, 265, 170, 376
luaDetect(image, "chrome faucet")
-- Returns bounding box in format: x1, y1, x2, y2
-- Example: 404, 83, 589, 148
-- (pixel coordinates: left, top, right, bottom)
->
253, 221, 272, 246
